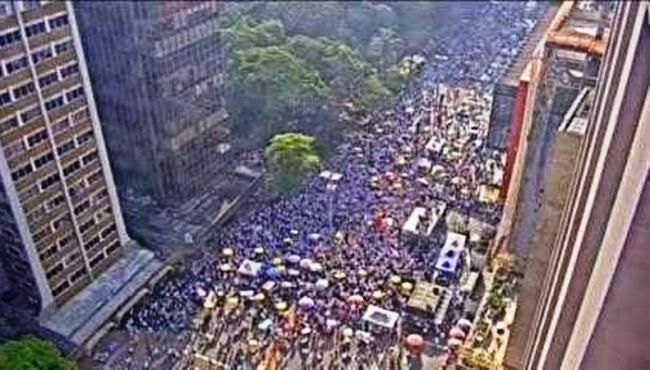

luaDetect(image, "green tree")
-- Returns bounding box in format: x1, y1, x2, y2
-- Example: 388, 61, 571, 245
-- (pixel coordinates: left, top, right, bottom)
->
227, 45, 329, 140
222, 17, 287, 52
264, 133, 320, 193
0, 336, 75, 370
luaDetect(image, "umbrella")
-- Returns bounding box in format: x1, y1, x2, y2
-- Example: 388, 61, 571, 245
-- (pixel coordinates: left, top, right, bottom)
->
347, 295, 364, 305
406, 334, 424, 350
287, 255, 301, 264
308, 233, 320, 241
250, 293, 265, 302
290, 229, 299, 236
276, 265, 286, 273
310, 262, 323, 273
196, 287, 207, 298
315, 279, 329, 290
258, 319, 273, 331
326, 319, 339, 328
226, 296, 239, 306
458, 319, 473, 330
301, 327, 312, 335
448, 338, 463, 348
272, 257, 283, 266
248, 339, 259, 347
219, 263, 233, 272
299, 258, 313, 269
450, 327, 466, 339
280, 281, 294, 289
372, 290, 385, 300
239, 290, 254, 298
333, 271, 346, 280
389, 275, 402, 284
274, 301, 288, 311
298, 297, 315, 308
416, 178, 429, 186
288, 269, 300, 277
401, 282, 414, 293
283, 237, 293, 245
221, 248, 234, 257
357, 269, 368, 277
342, 327, 354, 337
262, 281, 276, 291
254, 247, 265, 255
265, 267, 282, 279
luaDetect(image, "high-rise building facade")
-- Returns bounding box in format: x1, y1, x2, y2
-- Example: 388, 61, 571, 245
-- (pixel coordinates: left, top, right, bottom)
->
74, 1, 229, 206
0, 1, 129, 312
506, 1, 650, 369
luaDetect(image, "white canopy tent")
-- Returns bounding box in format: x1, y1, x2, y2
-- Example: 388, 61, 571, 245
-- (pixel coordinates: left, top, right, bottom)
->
362, 305, 400, 330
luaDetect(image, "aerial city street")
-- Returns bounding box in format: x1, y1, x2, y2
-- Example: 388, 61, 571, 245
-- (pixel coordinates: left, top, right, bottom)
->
1, 1, 648, 370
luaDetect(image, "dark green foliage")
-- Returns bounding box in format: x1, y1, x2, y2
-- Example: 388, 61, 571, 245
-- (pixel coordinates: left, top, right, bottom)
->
264, 133, 320, 194
0, 336, 75, 370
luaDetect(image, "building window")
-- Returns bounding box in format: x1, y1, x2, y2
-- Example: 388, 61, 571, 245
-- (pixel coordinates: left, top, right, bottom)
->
11, 162, 33, 181
44, 95, 64, 111
21, 1, 42, 12
20, 105, 41, 123
5, 56, 28, 75
12, 81, 35, 100
51, 215, 68, 231
0, 29, 21, 49
47, 194, 64, 209
86, 170, 101, 185
40, 244, 59, 260
56, 140, 74, 156
4, 139, 25, 159
89, 252, 104, 268
62, 160, 80, 177
58, 234, 71, 248
76, 130, 93, 145
40, 173, 60, 190
54, 39, 72, 55
59, 63, 79, 79
26, 128, 48, 147
25, 21, 46, 38
38, 71, 59, 89
79, 218, 95, 234
81, 150, 98, 166
71, 107, 89, 124
33, 151, 54, 168
65, 86, 84, 102
0, 2, 12, 17
0, 115, 20, 134
31, 47, 53, 65
32, 226, 50, 243
48, 14, 69, 30
69, 267, 85, 283
46, 262, 64, 280
52, 280, 70, 297
73, 200, 89, 216
100, 223, 116, 239
0, 90, 11, 107
106, 241, 120, 255
51, 117, 69, 135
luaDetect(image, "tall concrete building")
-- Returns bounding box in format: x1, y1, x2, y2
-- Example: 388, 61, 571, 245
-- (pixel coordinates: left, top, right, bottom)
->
74, 1, 229, 206
0, 0, 162, 347
505, 1, 650, 369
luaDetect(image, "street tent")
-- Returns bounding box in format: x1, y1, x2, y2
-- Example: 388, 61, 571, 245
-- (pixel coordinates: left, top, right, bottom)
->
238, 259, 262, 277
362, 305, 399, 330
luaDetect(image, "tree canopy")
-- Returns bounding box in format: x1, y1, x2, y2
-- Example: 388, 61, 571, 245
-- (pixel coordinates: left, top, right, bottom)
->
264, 133, 320, 194
0, 336, 75, 370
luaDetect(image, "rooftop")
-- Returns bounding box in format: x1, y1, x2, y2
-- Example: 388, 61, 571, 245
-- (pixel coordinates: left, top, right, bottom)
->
40, 245, 164, 345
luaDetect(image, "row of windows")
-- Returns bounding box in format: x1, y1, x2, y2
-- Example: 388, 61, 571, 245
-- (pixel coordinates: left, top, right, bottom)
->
62, 159, 80, 177
52, 279, 69, 297
0, 29, 21, 49
45, 85, 84, 112
25, 21, 46, 39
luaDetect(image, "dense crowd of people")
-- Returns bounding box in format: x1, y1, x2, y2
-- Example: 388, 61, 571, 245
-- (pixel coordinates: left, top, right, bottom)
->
93, 2, 548, 369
